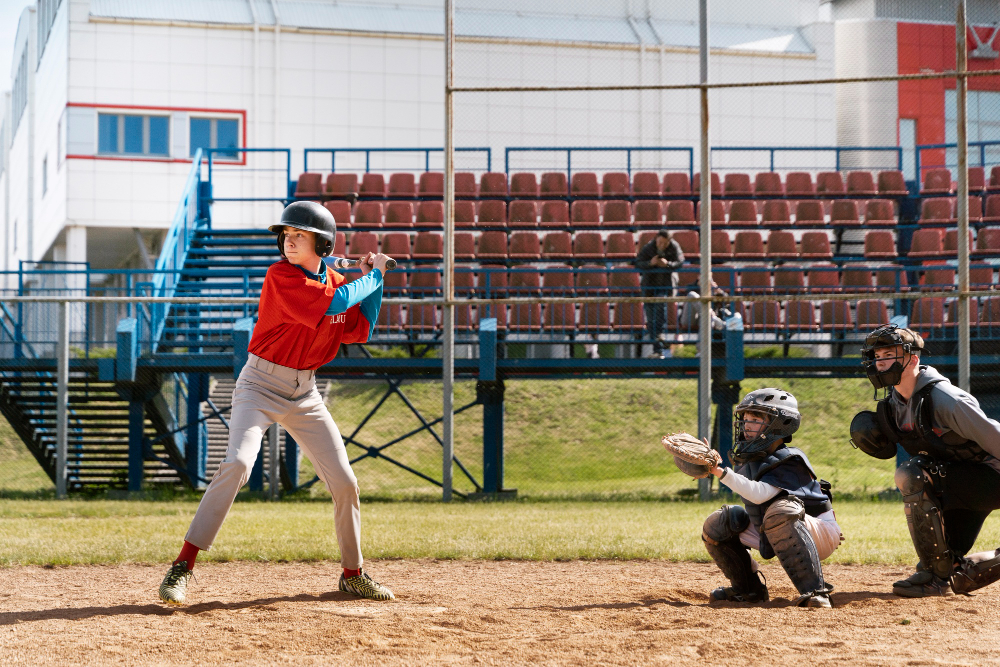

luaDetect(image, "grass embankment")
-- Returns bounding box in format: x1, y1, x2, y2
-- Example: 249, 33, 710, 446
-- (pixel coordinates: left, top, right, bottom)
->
2, 499, 998, 566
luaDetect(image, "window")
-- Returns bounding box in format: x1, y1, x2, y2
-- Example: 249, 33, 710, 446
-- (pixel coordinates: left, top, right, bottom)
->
945, 90, 1000, 172
899, 119, 916, 182
37, 0, 64, 63
190, 117, 240, 159
11, 50, 27, 135
97, 113, 170, 157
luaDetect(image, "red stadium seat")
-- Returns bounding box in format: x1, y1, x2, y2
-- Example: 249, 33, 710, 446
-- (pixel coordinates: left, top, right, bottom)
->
754, 172, 784, 197
672, 230, 700, 260
360, 173, 386, 198
816, 172, 846, 196
576, 265, 608, 293
508, 303, 542, 331
943, 229, 973, 255
875, 265, 907, 291
666, 201, 696, 226
634, 200, 663, 228
407, 305, 439, 333
692, 172, 722, 196
476, 231, 508, 260
541, 201, 570, 227
387, 173, 416, 197
477, 265, 507, 296
712, 265, 737, 292
509, 267, 541, 296
762, 200, 791, 227
807, 263, 840, 293
946, 298, 980, 326
774, 266, 806, 293
766, 231, 797, 260
333, 232, 346, 257
454, 304, 477, 331
418, 172, 443, 197
878, 170, 909, 196
480, 172, 509, 198
571, 201, 601, 227
454, 201, 477, 229
856, 300, 890, 328
509, 200, 539, 225
662, 172, 691, 196
543, 303, 577, 332
409, 269, 442, 297
377, 304, 403, 331
960, 195, 984, 222
724, 173, 753, 197
454, 232, 476, 260
711, 230, 732, 260
294, 172, 324, 199
820, 301, 853, 330
637, 231, 658, 250
382, 266, 406, 296
785, 301, 816, 330
740, 269, 772, 295
602, 172, 630, 198
412, 232, 443, 260
697, 199, 727, 224
795, 200, 825, 225
746, 301, 781, 330
989, 166, 1000, 192
785, 172, 816, 197
510, 172, 539, 199
509, 232, 542, 259
971, 265, 995, 287
606, 232, 636, 259
454, 172, 477, 198
602, 201, 632, 225
921, 168, 953, 195
973, 227, 1000, 255
865, 199, 896, 226
982, 296, 1000, 322
416, 201, 444, 224
609, 268, 642, 295
733, 231, 766, 259
727, 200, 758, 227
380, 232, 411, 260
800, 232, 833, 259
573, 232, 604, 260
324, 201, 352, 227
542, 231, 573, 259
384, 201, 414, 228
841, 267, 874, 292
909, 298, 946, 331
327, 173, 359, 199
831, 200, 861, 226
478, 200, 507, 225
540, 172, 568, 198
614, 301, 646, 331
863, 230, 897, 259
632, 172, 662, 197
571, 172, 600, 198
969, 167, 986, 193
542, 266, 574, 295
846, 171, 878, 196
908, 229, 945, 258
920, 263, 955, 291
353, 201, 383, 229
984, 195, 1000, 222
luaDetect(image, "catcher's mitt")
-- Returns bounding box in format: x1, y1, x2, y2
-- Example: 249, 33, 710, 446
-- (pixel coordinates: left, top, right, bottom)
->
661, 432, 721, 479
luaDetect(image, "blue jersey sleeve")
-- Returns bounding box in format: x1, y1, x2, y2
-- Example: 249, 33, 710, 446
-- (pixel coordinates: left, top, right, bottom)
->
358, 281, 383, 341
325, 269, 384, 317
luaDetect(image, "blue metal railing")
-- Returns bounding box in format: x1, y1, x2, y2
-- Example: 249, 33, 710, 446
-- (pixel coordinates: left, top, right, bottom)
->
711, 145, 904, 173
914, 140, 1000, 178
504, 146, 695, 182
205, 147, 292, 204
303, 147, 493, 174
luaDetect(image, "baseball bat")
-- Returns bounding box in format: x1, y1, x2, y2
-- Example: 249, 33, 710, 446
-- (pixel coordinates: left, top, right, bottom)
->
327, 256, 397, 271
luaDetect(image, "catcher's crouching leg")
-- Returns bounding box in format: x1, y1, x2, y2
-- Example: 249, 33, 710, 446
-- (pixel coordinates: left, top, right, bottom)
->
761, 497, 833, 608
893, 458, 954, 597
703, 505, 768, 603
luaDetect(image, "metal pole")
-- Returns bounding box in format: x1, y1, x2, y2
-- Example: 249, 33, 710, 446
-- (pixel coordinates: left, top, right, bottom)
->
268, 422, 280, 501
442, 0, 455, 502
697, 0, 712, 501
956, 0, 971, 391
56, 301, 69, 499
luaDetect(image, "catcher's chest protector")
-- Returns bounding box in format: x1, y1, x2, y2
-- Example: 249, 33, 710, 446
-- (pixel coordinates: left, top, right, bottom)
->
877, 383, 989, 464
738, 448, 831, 531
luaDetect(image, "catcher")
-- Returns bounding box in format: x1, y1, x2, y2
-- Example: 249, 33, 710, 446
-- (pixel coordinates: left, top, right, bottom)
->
850, 324, 1000, 597
664, 388, 842, 607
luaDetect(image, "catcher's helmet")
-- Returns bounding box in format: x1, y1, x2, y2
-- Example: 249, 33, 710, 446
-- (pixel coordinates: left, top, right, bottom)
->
269, 201, 336, 258
732, 387, 800, 464
849, 410, 896, 460
860, 324, 923, 392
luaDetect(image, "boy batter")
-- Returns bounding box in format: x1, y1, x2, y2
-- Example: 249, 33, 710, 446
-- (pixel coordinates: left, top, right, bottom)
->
158, 201, 395, 604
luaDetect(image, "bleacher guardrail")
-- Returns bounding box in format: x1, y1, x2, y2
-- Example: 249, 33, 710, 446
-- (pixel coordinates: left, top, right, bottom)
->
303, 147, 493, 174
710, 145, 904, 174
503, 146, 695, 181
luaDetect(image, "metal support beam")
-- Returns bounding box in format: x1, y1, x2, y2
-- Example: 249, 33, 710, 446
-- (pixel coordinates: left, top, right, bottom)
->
55, 301, 69, 499
477, 319, 508, 495
697, 0, 713, 501
282, 432, 300, 491
442, 0, 456, 502
268, 422, 280, 501
956, 0, 971, 391
186, 372, 209, 489
127, 396, 145, 492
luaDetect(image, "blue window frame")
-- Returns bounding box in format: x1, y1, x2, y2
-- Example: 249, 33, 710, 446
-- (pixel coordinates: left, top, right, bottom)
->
190, 117, 241, 159
98, 112, 170, 157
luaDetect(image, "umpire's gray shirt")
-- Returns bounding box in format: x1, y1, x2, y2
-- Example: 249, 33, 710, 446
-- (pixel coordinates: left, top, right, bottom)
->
889, 365, 1000, 474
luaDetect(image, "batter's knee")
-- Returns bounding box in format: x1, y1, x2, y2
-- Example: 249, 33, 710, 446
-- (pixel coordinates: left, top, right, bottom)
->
762, 496, 805, 533
703, 505, 750, 545
894, 459, 929, 497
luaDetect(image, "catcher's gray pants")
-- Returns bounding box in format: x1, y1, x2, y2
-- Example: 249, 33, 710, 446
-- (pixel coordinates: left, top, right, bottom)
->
739, 510, 842, 565
185, 354, 363, 569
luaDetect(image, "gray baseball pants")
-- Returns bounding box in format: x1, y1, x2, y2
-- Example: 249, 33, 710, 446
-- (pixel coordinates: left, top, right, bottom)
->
184, 354, 363, 569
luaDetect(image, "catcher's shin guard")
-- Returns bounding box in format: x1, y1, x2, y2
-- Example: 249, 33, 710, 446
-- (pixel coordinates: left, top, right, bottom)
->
703, 505, 768, 602
952, 549, 1000, 595
895, 458, 953, 580
761, 497, 830, 603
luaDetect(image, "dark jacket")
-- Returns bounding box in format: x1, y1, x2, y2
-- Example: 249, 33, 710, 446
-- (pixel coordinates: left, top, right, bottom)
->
635, 238, 684, 294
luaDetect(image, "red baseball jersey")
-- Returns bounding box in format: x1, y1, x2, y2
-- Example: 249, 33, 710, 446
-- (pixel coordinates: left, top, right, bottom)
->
248, 260, 373, 370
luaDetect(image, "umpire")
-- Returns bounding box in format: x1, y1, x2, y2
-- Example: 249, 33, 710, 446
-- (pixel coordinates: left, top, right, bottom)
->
635, 229, 684, 359
850, 324, 1000, 597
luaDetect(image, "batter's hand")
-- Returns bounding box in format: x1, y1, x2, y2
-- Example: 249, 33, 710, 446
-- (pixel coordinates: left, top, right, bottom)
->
358, 252, 375, 277
371, 253, 391, 276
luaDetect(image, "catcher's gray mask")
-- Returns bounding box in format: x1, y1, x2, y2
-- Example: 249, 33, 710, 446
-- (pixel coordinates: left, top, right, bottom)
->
732, 388, 800, 464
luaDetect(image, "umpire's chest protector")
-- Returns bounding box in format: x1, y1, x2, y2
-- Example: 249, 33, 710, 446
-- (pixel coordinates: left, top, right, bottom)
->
737, 447, 831, 529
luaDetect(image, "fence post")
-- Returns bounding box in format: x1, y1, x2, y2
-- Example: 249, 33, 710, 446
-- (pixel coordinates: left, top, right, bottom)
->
282, 432, 300, 492
268, 422, 280, 501
477, 319, 507, 495
55, 301, 69, 499
186, 372, 209, 489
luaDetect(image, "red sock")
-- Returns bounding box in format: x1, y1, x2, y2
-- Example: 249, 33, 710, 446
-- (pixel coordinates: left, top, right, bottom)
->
343, 568, 362, 578
174, 541, 200, 570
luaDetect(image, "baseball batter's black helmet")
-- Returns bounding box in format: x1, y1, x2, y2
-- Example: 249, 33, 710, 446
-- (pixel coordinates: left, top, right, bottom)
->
860, 324, 923, 393
269, 201, 336, 257
732, 387, 801, 464
849, 410, 896, 460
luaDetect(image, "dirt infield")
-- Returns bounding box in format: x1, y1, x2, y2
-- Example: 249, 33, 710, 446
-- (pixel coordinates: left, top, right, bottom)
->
1, 560, 998, 666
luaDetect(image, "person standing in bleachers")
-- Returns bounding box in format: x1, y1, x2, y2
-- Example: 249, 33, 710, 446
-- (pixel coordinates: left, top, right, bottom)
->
635, 229, 684, 358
